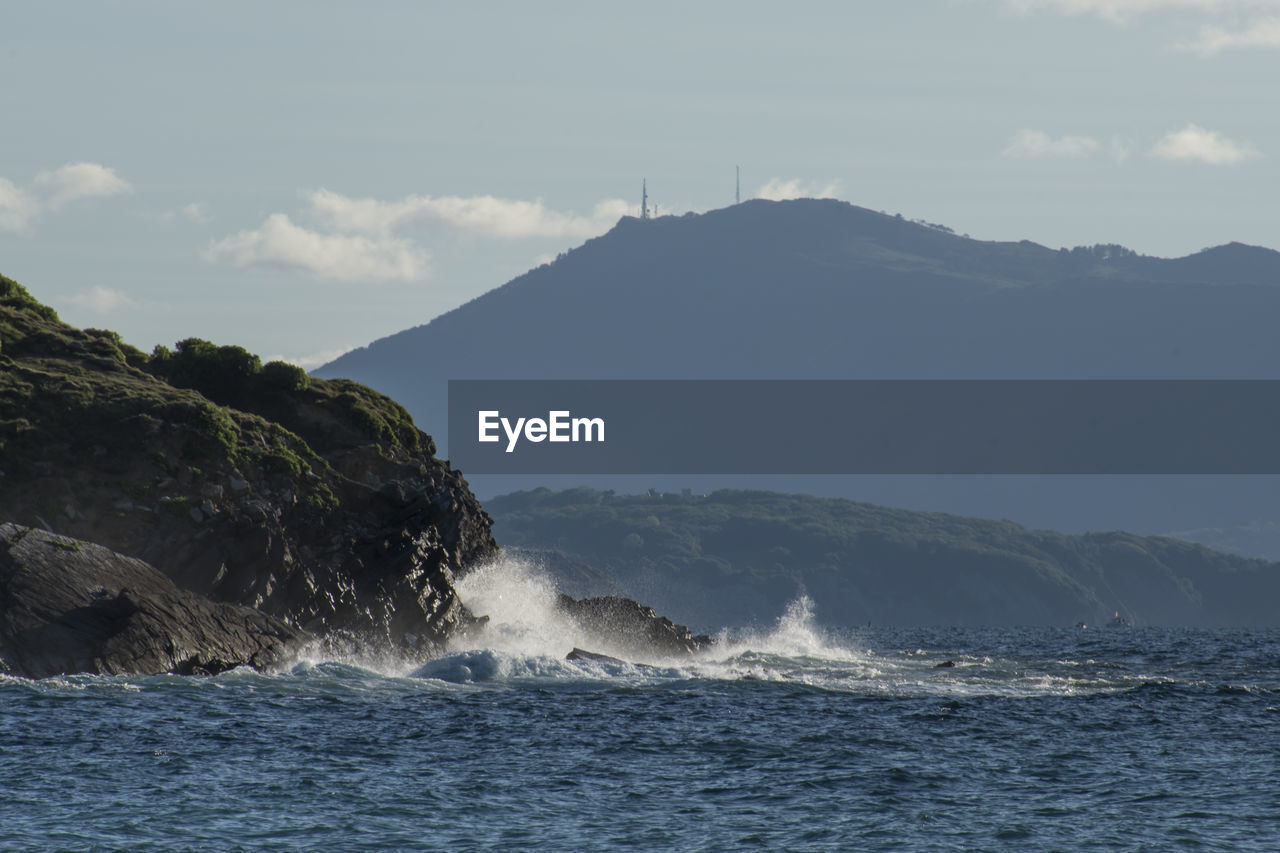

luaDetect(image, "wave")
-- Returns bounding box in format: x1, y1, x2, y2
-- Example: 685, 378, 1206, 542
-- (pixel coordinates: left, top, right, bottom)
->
5, 555, 1252, 699
407, 555, 1153, 697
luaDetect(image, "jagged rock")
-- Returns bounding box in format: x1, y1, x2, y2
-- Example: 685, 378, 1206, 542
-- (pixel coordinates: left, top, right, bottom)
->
565, 647, 657, 670
0, 278, 499, 664
0, 523, 307, 679
555, 593, 713, 658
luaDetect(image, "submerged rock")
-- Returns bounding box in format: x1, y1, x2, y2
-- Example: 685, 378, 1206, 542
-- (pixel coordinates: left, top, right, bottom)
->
0, 523, 306, 679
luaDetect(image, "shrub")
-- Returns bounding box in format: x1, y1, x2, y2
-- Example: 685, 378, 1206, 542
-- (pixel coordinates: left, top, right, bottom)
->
307, 483, 339, 511
261, 360, 309, 392
0, 273, 59, 322
150, 338, 263, 401
195, 403, 238, 457
259, 448, 306, 476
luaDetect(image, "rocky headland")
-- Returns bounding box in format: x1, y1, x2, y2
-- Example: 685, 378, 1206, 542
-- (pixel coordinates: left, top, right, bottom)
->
0, 273, 702, 678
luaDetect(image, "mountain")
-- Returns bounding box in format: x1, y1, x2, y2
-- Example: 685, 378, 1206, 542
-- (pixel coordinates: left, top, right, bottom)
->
314, 199, 1280, 541
487, 488, 1280, 631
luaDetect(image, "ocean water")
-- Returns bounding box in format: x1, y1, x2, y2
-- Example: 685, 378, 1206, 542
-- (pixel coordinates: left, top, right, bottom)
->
3, 560, 1279, 852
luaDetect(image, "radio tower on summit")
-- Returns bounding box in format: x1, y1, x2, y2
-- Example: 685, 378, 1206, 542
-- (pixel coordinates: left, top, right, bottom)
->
641, 179, 650, 220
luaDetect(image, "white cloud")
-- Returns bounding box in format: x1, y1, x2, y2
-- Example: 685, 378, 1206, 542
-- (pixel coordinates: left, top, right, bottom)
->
1002, 1, 1280, 52
208, 189, 630, 282
0, 177, 34, 231
32, 163, 131, 210
1110, 136, 1134, 162
0, 162, 131, 232
261, 346, 355, 370
306, 189, 630, 239
1003, 129, 1101, 158
205, 213, 430, 282
1149, 123, 1259, 163
755, 178, 840, 201
1185, 15, 1280, 51
160, 201, 212, 224
64, 286, 136, 313
1002, 1, 1273, 23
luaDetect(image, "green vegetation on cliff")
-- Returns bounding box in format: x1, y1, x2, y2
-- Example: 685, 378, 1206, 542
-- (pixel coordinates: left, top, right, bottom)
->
488, 487, 1280, 629
0, 273, 436, 517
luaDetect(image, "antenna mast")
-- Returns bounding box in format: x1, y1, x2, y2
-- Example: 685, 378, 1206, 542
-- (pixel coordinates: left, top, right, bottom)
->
641, 179, 649, 220
736, 165, 740, 204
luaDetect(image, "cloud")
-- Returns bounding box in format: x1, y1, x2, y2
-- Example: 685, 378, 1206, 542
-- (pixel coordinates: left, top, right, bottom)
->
1003, 1, 1280, 52
1149, 123, 1259, 163
1110, 136, 1134, 162
160, 201, 212, 224
207, 189, 631, 282
205, 213, 430, 282
1001, 1, 1269, 23
1185, 16, 1280, 51
32, 163, 131, 209
0, 178, 32, 231
755, 178, 841, 201
0, 162, 131, 232
306, 189, 630, 239
64, 286, 136, 313
261, 346, 355, 370
1003, 129, 1101, 158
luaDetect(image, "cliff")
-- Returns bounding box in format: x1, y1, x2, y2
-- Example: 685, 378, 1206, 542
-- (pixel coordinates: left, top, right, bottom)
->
0, 272, 498, 672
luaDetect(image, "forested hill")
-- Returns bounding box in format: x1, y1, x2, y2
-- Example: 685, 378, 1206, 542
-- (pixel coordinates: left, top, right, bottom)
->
487, 488, 1280, 631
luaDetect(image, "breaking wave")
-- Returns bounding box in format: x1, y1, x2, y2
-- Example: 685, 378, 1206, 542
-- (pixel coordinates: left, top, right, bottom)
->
409, 555, 1160, 698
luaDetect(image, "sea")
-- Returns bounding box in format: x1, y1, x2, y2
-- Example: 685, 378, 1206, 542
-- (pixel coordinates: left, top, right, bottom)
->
3, 558, 1278, 852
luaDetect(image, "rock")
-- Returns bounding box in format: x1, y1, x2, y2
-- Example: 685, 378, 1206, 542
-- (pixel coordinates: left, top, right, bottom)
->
0, 524, 307, 679
0, 283, 498, 667
565, 647, 655, 670
555, 593, 713, 659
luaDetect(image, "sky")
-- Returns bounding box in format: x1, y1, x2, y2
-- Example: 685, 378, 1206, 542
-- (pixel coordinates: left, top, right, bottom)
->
2, 0, 1279, 367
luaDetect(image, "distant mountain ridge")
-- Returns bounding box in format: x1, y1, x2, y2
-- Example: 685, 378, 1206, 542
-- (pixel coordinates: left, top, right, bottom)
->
320, 197, 1280, 366
315, 199, 1280, 537
320, 198, 1280, 416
